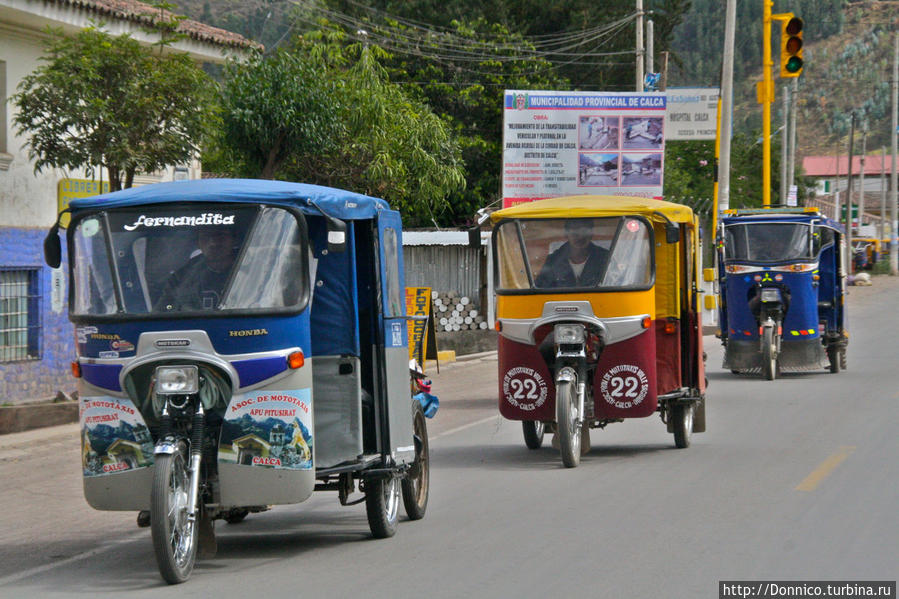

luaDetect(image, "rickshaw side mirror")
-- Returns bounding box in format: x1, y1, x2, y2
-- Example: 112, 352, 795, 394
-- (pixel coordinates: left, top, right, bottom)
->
44, 223, 62, 268
326, 218, 347, 253
665, 223, 680, 244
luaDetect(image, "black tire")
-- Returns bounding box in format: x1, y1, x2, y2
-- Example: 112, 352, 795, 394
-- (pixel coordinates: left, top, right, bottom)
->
672, 403, 694, 449
827, 345, 841, 373
762, 327, 777, 381
556, 379, 581, 468
840, 348, 847, 370
522, 420, 545, 449
365, 475, 400, 538
401, 403, 429, 521
224, 509, 249, 524
151, 442, 197, 584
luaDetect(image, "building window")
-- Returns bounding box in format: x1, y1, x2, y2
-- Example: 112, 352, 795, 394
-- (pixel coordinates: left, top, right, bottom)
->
0, 268, 42, 362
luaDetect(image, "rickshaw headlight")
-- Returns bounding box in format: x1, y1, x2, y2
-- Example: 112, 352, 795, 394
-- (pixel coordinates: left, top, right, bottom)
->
554, 323, 586, 345
759, 288, 782, 303
155, 365, 199, 395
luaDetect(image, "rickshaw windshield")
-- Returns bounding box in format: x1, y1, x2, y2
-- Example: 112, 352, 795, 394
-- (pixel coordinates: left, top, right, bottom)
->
495, 216, 652, 291
724, 222, 813, 263
71, 204, 307, 317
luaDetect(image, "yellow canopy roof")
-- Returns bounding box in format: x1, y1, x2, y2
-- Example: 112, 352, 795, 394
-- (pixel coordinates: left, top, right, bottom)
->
491, 195, 695, 225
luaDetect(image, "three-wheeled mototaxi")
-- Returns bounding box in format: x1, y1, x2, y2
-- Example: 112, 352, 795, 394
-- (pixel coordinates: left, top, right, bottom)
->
489, 196, 707, 468
716, 207, 849, 379
44, 179, 430, 583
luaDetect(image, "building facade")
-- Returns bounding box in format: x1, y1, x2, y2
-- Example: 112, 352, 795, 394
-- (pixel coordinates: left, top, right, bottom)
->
0, 0, 257, 404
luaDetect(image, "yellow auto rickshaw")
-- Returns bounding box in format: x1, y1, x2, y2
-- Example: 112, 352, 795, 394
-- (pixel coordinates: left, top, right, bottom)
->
489, 196, 707, 467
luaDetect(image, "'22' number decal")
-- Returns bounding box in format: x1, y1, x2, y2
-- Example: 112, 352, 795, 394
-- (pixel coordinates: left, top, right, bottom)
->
609, 375, 640, 398
510, 378, 540, 400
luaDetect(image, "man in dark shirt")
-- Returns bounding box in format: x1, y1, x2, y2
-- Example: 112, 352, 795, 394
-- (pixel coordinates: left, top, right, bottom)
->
535, 219, 609, 288
154, 228, 238, 312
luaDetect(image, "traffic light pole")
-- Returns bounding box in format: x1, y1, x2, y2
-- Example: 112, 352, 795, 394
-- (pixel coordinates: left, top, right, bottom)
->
762, 0, 774, 207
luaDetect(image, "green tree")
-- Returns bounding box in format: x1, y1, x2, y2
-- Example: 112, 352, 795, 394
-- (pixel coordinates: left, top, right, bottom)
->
213, 49, 342, 179
12, 26, 217, 191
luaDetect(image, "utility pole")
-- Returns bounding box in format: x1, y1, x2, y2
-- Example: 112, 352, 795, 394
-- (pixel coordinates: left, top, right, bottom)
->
847, 114, 855, 271
833, 146, 841, 221
636, 0, 644, 92
788, 77, 799, 197
891, 31, 898, 276
647, 19, 654, 77
717, 0, 737, 217
858, 130, 867, 236
781, 86, 789, 204
881, 147, 887, 241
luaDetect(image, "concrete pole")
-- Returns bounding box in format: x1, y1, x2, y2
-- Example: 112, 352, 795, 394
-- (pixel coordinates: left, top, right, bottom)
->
858, 131, 867, 235
881, 147, 887, 241
781, 87, 789, 204
647, 19, 654, 77
717, 0, 737, 214
762, 0, 774, 206
891, 32, 898, 275
636, 0, 644, 92
788, 77, 799, 193
847, 115, 855, 272
833, 147, 841, 221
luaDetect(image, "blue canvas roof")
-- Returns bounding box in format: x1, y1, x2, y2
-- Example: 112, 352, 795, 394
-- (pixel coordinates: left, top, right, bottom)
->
68, 179, 391, 220
721, 213, 843, 231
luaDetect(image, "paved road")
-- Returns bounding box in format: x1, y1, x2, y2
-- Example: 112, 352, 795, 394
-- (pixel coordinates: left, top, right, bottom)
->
1, 278, 896, 597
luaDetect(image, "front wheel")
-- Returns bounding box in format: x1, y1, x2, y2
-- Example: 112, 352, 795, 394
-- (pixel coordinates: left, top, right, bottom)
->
365, 475, 400, 538
556, 379, 581, 468
761, 327, 777, 381
522, 421, 545, 449
151, 442, 197, 584
401, 403, 429, 521
827, 344, 841, 373
672, 403, 694, 449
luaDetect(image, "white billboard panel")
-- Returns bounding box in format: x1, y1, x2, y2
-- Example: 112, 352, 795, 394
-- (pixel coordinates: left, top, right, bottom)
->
664, 87, 720, 141
502, 90, 667, 208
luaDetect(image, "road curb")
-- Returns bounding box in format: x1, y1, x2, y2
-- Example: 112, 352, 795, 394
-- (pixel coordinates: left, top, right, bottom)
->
0, 400, 78, 436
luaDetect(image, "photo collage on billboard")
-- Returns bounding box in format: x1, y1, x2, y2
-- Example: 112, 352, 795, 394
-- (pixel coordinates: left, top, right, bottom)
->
578, 115, 664, 188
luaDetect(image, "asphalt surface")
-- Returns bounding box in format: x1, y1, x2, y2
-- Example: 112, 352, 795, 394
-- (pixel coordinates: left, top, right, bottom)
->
0, 276, 896, 597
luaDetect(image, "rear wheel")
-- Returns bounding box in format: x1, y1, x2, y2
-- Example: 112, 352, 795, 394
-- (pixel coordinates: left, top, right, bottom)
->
151, 442, 197, 584
827, 345, 841, 373
672, 403, 694, 449
556, 380, 581, 468
401, 403, 429, 521
366, 475, 400, 538
762, 327, 777, 381
522, 421, 545, 449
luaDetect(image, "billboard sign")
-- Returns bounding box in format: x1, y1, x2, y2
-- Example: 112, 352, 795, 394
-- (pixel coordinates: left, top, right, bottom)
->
502, 90, 667, 207
664, 87, 719, 141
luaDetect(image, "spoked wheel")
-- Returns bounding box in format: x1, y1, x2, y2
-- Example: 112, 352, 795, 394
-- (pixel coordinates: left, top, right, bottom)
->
401, 402, 429, 520
366, 475, 400, 538
556, 379, 581, 468
151, 442, 197, 584
761, 327, 777, 381
672, 403, 694, 449
522, 420, 545, 449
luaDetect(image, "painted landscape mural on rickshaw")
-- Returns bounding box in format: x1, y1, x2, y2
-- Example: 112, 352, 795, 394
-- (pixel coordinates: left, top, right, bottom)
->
218, 389, 313, 470
81, 397, 154, 477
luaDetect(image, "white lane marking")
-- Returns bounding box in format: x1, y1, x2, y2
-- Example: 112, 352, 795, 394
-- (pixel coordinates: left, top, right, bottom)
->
431, 415, 501, 441
0, 530, 146, 586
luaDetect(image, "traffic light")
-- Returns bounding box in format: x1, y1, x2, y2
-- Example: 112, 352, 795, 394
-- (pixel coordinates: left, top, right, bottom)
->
779, 16, 803, 77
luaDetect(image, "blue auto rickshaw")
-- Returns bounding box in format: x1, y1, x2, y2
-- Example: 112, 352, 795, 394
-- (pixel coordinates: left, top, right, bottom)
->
716, 207, 848, 380
44, 179, 430, 583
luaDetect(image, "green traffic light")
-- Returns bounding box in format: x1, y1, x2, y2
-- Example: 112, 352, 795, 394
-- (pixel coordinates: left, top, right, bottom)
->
785, 56, 803, 73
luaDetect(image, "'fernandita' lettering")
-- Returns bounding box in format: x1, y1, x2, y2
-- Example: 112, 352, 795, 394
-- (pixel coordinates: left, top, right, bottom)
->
123, 213, 235, 231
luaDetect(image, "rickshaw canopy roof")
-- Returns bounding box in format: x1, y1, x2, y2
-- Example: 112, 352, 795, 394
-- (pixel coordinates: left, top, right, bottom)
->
67, 179, 391, 221
490, 195, 695, 225
720, 207, 843, 231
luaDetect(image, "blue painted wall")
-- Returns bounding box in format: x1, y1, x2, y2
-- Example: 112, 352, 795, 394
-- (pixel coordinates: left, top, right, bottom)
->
0, 227, 76, 404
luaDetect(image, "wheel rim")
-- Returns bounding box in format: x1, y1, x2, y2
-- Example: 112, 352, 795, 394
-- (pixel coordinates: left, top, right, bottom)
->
384, 477, 400, 524
167, 453, 194, 569
410, 414, 429, 505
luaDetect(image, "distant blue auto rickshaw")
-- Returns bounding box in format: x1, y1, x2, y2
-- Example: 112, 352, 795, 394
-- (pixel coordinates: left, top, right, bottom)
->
716, 207, 848, 380
44, 179, 430, 584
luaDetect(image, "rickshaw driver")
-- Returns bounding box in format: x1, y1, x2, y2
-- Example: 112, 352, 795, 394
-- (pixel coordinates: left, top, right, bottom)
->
535, 219, 610, 288
154, 227, 238, 312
